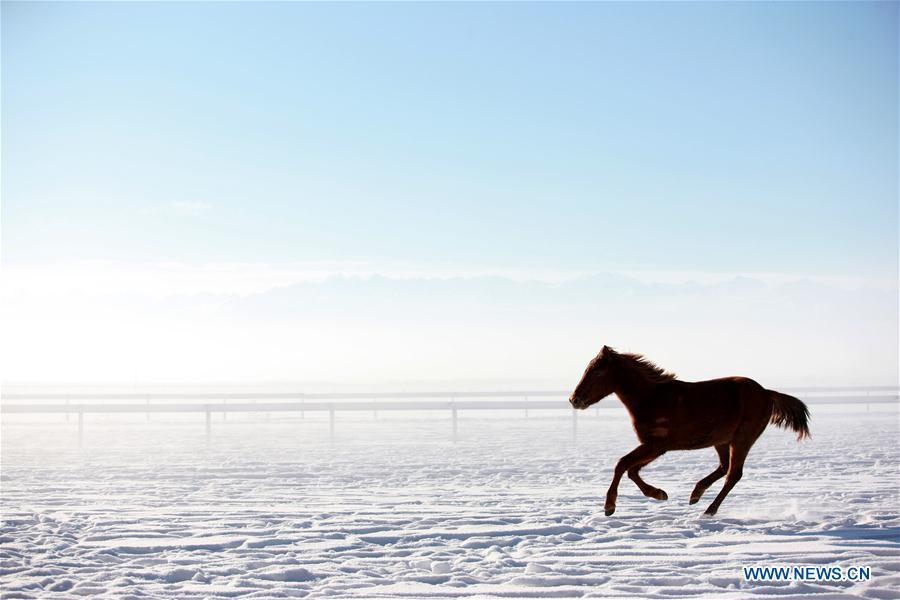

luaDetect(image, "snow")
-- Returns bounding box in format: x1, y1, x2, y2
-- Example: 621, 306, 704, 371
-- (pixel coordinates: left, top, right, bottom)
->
2, 405, 898, 598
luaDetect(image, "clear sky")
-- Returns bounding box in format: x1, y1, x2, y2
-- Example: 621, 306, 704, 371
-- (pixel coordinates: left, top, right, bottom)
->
2, 2, 898, 385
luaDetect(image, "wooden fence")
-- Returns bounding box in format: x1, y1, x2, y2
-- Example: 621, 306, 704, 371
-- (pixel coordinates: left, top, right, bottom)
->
2, 386, 896, 446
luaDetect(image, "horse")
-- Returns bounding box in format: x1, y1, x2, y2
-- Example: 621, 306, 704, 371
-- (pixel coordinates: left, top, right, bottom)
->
569, 346, 810, 516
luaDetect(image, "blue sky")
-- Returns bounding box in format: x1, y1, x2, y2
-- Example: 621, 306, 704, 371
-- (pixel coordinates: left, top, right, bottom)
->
4, 1, 897, 277
2, 2, 897, 384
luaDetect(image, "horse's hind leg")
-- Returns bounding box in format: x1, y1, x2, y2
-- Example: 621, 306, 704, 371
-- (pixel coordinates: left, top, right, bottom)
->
690, 444, 729, 504
704, 442, 752, 516
627, 453, 668, 501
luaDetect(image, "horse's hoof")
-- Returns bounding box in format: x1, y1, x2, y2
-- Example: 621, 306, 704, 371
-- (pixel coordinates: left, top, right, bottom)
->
654, 489, 668, 501
703, 507, 718, 516
689, 495, 700, 505
604, 506, 616, 516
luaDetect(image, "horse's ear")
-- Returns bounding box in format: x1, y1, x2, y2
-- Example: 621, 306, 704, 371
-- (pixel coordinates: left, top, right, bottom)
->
601, 345, 615, 356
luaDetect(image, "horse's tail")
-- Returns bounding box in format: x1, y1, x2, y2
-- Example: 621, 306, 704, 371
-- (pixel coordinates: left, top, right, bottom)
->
769, 390, 810, 440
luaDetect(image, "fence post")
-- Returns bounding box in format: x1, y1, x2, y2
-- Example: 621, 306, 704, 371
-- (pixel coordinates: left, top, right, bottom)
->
572, 410, 577, 443
78, 409, 84, 448
373, 398, 378, 420
524, 395, 528, 418
65, 398, 70, 422
205, 407, 211, 441
329, 404, 335, 443
452, 404, 458, 443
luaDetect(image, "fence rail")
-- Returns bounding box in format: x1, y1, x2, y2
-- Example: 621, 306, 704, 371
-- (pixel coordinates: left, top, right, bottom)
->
4, 386, 897, 402
3, 387, 896, 446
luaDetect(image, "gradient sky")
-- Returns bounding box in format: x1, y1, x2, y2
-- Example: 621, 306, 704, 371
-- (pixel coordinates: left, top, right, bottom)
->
2, 2, 898, 384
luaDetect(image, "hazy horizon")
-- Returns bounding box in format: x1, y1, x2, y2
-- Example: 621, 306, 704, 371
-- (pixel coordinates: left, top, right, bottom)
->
3, 264, 896, 387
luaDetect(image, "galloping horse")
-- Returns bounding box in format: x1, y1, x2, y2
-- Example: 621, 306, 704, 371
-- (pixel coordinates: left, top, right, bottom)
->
569, 346, 810, 516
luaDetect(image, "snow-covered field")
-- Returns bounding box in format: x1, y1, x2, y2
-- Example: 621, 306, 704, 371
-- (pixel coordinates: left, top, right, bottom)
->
2, 405, 898, 598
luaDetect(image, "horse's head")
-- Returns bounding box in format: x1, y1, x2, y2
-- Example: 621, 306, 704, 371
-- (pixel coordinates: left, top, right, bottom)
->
569, 345, 618, 410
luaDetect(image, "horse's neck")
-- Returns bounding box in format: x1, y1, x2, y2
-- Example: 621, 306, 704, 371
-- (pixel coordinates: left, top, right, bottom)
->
613, 372, 653, 414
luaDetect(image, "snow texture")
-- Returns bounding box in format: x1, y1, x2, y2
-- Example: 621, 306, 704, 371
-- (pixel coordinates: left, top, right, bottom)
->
2, 405, 898, 598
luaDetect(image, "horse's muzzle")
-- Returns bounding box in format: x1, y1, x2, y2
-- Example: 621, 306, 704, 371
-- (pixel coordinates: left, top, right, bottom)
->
569, 396, 582, 409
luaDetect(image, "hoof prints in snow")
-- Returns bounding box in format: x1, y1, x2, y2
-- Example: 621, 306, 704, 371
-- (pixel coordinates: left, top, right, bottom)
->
1, 410, 898, 598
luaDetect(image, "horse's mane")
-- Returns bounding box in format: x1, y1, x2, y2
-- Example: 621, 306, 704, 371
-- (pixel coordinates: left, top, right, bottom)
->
612, 351, 677, 384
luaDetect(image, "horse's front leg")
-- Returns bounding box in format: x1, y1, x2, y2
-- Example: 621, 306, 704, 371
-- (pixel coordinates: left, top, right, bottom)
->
605, 444, 663, 516
627, 454, 668, 501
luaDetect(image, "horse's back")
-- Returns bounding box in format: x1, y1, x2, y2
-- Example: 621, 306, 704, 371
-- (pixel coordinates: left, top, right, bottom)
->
686, 375, 764, 390
641, 377, 772, 449
680, 376, 773, 415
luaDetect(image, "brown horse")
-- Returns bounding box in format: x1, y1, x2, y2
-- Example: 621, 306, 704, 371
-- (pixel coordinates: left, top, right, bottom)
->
569, 346, 809, 516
